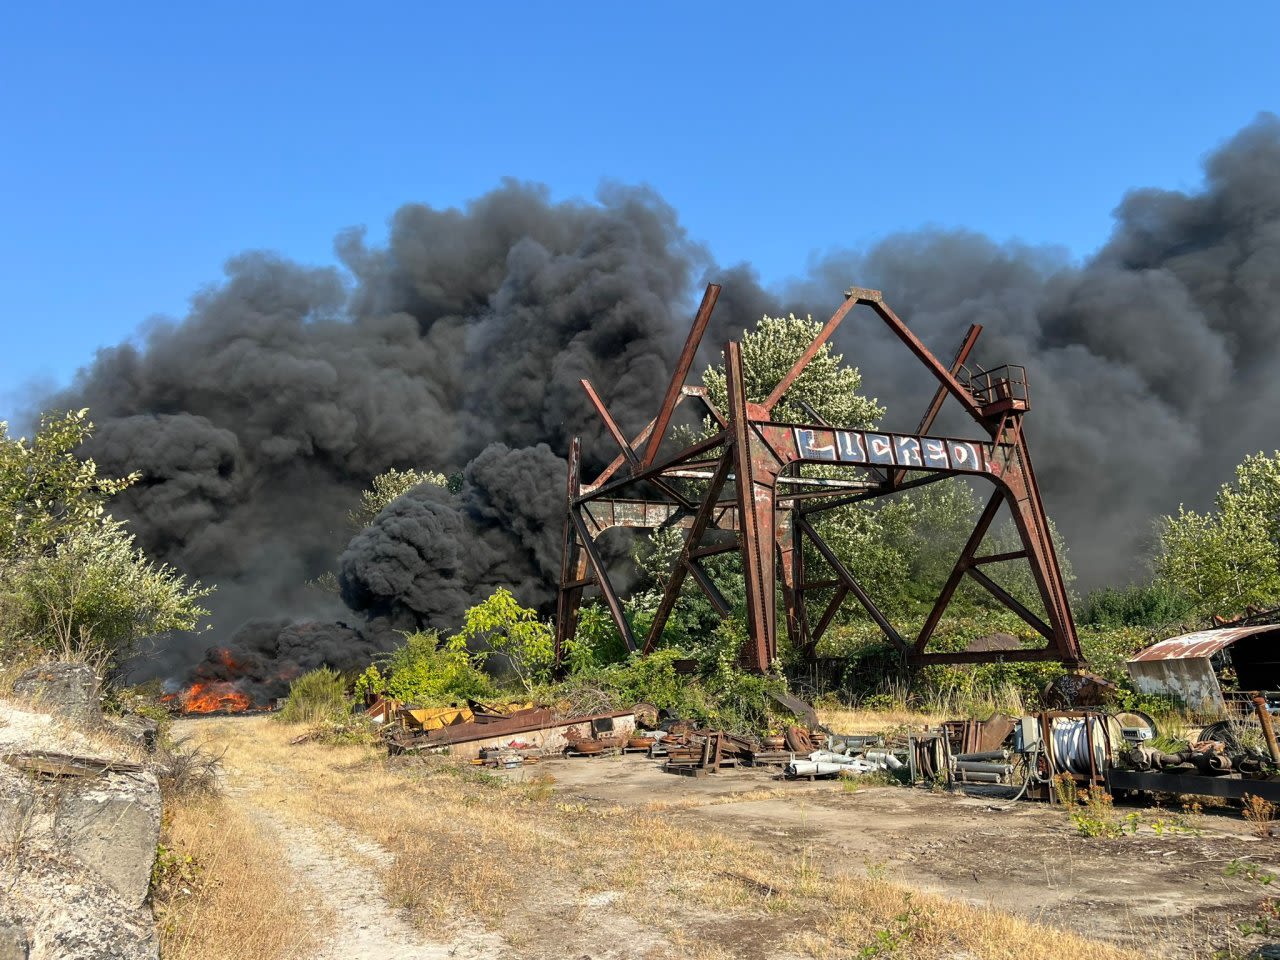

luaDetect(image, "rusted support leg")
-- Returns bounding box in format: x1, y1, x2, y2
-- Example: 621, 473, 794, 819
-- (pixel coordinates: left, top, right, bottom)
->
644, 452, 734, 652
555, 437, 584, 670
727, 341, 780, 671
914, 490, 1003, 654
570, 508, 638, 653
1001, 436, 1083, 664
642, 283, 721, 467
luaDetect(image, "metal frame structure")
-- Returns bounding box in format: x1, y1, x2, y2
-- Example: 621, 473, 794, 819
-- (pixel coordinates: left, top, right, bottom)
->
554, 284, 1083, 673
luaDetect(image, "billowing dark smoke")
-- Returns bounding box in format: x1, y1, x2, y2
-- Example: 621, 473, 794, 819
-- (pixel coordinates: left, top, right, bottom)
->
339, 442, 565, 630
185, 619, 371, 704
44, 114, 1280, 686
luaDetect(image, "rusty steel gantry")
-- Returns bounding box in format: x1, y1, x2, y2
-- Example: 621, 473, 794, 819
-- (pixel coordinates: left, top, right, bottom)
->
554, 284, 1083, 673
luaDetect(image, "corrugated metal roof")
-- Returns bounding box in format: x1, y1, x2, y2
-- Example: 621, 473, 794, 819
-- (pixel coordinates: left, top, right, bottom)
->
1129, 624, 1280, 663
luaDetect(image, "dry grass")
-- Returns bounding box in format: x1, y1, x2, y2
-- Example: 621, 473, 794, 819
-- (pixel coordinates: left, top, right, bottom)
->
182, 716, 1147, 960
818, 705, 946, 733
157, 793, 322, 960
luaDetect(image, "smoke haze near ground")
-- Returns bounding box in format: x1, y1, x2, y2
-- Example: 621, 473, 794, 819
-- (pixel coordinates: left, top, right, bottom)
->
41, 114, 1280, 683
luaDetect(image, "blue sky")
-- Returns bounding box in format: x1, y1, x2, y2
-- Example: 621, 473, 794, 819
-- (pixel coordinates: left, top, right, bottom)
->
2, 3, 1277, 422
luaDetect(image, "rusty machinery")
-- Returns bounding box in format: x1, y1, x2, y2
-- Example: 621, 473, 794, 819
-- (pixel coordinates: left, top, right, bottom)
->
554, 284, 1084, 674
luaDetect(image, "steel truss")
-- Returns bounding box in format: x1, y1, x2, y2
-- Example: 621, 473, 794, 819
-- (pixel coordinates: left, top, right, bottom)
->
554, 284, 1083, 673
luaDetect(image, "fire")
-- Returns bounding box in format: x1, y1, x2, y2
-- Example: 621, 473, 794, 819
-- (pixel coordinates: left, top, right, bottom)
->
162, 678, 264, 714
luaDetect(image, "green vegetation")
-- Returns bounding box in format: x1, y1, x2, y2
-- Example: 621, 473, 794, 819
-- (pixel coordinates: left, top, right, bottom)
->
0, 410, 211, 671
275, 667, 351, 725
447, 587, 556, 693
347, 466, 448, 529
354, 631, 495, 705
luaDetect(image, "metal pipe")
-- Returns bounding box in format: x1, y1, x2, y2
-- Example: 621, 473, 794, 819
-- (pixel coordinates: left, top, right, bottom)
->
955, 761, 1013, 776
863, 750, 904, 770
955, 771, 1002, 783
954, 750, 1008, 762
1254, 696, 1280, 765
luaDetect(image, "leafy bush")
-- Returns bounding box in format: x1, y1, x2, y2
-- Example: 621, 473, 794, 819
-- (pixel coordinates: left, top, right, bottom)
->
275, 668, 351, 726
358, 631, 495, 706
448, 588, 554, 693
1082, 581, 1194, 628
0, 410, 211, 670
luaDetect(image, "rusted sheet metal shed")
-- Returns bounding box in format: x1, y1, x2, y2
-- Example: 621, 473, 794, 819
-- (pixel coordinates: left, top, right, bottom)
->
1127, 624, 1280, 712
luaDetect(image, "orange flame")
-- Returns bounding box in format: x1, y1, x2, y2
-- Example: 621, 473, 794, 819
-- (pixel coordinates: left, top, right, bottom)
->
163, 681, 258, 714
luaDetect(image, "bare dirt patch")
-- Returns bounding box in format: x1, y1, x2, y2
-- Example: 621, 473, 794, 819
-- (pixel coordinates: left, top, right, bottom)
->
175, 716, 1271, 959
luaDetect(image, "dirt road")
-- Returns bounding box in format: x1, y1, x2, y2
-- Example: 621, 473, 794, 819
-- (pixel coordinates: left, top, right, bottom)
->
177, 716, 1276, 959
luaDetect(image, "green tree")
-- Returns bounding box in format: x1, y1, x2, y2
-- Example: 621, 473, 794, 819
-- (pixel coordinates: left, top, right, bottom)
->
348, 466, 448, 529
448, 588, 555, 693
702, 313, 884, 428
0, 410, 212, 667
1152, 452, 1280, 618
0, 410, 137, 560
1155, 499, 1280, 618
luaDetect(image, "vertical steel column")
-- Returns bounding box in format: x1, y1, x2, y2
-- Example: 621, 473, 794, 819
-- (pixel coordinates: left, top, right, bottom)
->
726, 341, 780, 670
554, 437, 585, 669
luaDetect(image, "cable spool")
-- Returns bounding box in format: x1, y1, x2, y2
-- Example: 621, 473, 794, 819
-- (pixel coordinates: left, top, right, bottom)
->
1049, 716, 1108, 776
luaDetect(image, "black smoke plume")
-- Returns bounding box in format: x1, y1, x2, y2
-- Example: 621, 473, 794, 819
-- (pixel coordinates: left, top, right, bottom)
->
46, 115, 1280, 689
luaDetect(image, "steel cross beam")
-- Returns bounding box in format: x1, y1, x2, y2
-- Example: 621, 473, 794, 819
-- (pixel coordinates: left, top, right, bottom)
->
553, 284, 1084, 674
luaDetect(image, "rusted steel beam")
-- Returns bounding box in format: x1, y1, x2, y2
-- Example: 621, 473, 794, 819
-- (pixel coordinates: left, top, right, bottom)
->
850, 288, 987, 425
796, 515, 906, 653
811, 586, 849, 645
800, 471, 954, 515
908, 647, 1068, 666
570, 508, 638, 653
1254, 697, 1280, 764
966, 566, 1054, 639
914, 491, 1003, 653
687, 559, 731, 616
728, 341, 779, 670
970, 550, 1028, 566
689, 540, 739, 559
644, 452, 734, 653
683, 384, 728, 427
642, 283, 721, 468
763, 294, 859, 414
581, 379, 640, 470
580, 430, 727, 503
592, 419, 656, 487
1000, 433, 1082, 663
893, 323, 982, 486
554, 437, 585, 669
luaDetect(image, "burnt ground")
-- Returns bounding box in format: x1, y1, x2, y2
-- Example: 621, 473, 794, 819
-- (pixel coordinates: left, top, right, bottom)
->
524, 754, 1280, 958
